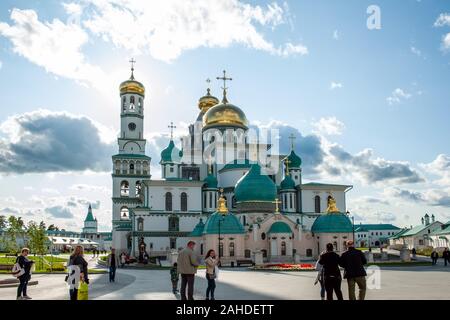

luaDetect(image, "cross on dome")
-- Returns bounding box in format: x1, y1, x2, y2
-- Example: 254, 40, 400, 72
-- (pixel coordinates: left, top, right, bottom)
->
168, 121, 176, 140
216, 70, 232, 104
288, 133, 296, 151
129, 58, 136, 80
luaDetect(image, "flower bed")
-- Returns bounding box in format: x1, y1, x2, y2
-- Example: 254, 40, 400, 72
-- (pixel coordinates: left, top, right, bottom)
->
251, 263, 315, 271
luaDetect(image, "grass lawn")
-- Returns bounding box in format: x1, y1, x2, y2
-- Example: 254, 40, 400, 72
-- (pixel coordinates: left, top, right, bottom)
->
0, 268, 107, 274
367, 261, 431, 267
0, 255, 67, 264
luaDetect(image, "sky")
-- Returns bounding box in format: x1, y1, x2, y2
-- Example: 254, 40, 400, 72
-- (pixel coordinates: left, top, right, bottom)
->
0, 0, 450, 232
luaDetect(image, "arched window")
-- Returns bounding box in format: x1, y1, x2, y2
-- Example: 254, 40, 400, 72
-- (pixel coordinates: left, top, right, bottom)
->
333, 241, 338, 251
169, 216, 179, 231
181, 192, 188, 212
135, 181, 141, 197
120, 206, 129, 219
137, 217, 144, 231
244, 249, 251, 258
165, 192, 172, 211
242, 215, 247, 226
232, 196, 237, 208
261, 232, 266, 240
120, 181, 129, 197
229, 242, 235, 257
289, 194, 293, 209
122, 97, 126, 112
314, 195, 321, 213
129, 163, 135, 173
203, 193, 207, 209
281, 241, 286, 256
209, 192, 212, 208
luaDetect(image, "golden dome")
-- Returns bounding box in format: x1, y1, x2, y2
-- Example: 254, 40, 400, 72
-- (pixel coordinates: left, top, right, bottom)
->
198, 88, 219, 113
203, 102, 248, 130
120, 79, 145, 97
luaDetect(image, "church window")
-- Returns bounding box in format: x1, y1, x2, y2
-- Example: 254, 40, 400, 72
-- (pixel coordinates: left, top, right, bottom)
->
214, 193, 217, 207
219, 242, 224, 258
232, 196, 237, 208
229, 242, 235, 257
137, 217, 144, 231
306, 249, 312, 257
209, 192, 212, 208
262, 249, 267, 258
135, 181, 141, 197
203, 193, 207, 209
200, 244, 204, 255
295, 175, 298, 180
120, 206, 129, 219
120, 181, 129, 197
122, 97, 126, 112
333, 241, 338, 251
165, 192, 172, 211
289, 194, 293, 209
314, 196, 321, 213
261, 232, 266, 240
170, 167, 174, 173
128, 123, 136, 131
169, 216, 179, 231
244, 249, 251, 258
281, 241, 286, 256
243, 215, 247, 226
181, 192, 188, 212
129, 163, 135, 174
170, 238, 176, 249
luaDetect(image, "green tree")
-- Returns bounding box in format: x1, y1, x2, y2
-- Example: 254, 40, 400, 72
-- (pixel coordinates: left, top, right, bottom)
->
0, 215, 7, 229
27, 221, 47, 256
6, 216, 21, 253
47, 224, 59, 231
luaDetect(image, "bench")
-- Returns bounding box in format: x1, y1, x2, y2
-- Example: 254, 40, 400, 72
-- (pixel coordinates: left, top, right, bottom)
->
236, 260, 254, 267
5, 254, 17, 258
0, 264, 13, 271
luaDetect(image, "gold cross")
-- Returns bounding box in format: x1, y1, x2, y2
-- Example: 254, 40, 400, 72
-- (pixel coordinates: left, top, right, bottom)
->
205, 78, 211, 95
129, 58, 136, 79
288, 133, 296, 151
284, 158, 291, 176
168, 122, 176, 140
273, 197, 281, 213
216, 70, 232, 103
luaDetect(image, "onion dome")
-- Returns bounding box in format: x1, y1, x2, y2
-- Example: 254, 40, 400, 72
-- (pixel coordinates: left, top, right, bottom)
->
198, 88, 219, 114
234, 164, 277, 203
160, 140, 182, 164
203, 212, 245, 235
203, 173, 218, 189
203, 102, 248, 130
189, 218, 205, 237
284, 150, 302, 168
119, 66, 145, 96
280, 175, 296, 190
268, 221, 292, 234
311, 213, 353, 233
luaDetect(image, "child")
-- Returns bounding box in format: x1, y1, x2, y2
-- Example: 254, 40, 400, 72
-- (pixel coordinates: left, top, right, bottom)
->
314, 254, 325, 300
170, 262, 179, 294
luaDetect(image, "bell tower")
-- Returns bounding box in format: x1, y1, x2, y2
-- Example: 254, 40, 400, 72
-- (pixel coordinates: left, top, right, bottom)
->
112, 60, 151, 253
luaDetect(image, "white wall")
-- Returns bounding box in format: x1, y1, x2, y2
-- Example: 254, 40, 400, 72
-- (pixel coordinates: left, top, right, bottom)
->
301, 190, 346, 213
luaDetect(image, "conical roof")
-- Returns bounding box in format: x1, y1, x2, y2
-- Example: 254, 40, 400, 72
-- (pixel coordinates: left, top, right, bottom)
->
234, 164, 277, 203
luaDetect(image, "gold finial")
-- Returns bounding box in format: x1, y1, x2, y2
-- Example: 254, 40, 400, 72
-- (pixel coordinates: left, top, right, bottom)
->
206, 78, 211, 96
129, 58, 136, 80
288, 133, 296, 151
168, 121, 176, 140
217, 188, 228, 214
216, 70, 232, 104
326, 196, 340, 213
273, 198, 281, 214
284, 157, 291, 176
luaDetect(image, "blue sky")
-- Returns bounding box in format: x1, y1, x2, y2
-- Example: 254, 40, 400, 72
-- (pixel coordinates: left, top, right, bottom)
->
0, 0, 450, 231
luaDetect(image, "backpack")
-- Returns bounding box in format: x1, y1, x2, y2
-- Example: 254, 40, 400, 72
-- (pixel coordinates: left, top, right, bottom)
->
11, 263, 25, 278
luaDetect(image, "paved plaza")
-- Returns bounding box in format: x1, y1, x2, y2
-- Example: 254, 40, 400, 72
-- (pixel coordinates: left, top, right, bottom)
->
1, 262, 449, 300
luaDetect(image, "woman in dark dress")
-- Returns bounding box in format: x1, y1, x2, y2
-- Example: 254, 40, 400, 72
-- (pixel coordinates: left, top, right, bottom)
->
68, 245, 89, 300
16, 248, 34, 300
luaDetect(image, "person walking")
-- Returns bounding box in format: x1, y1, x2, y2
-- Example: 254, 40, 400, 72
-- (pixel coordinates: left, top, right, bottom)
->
411, 248, 417, 260
431, 250, 439, 266
15, 248, 35, 300
177, 241, 199, 300
319, 243, 343, 301
205, 249, 219, 300
314, 253, 326, 300
68, 245, 89, 300
170, 263, 179, 294
120, 252, 127, 268
443, 248, 450, 266
339, 240, 367, 300
107, 248, 120, 282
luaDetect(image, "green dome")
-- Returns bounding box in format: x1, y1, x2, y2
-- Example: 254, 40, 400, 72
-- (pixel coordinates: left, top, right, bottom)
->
203, 212, 245, 235
234, 164, 277, 203
203, 173, 218, 189
190, 219, 205, 237
311, 213, 353, 233
160, 140, 182, 164
268, 221, 292, 234
285, 150, 302, 168
280, 175, 296, 190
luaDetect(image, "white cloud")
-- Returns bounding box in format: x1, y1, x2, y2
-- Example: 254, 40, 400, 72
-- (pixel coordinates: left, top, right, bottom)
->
0, 8, 111, 94
81, 0, 308, 62
70, 184, 110, 194
410, 46, 422, 57
442, 33, 450, 51
386, 88, 412, 105
434, 13, 450, 27
312, 117, 345, 136
330, 81, 343, 90
0, 60, 2, 70
333, 30, 339, 40
420, 154, 450, 186
63, 2, 83, 16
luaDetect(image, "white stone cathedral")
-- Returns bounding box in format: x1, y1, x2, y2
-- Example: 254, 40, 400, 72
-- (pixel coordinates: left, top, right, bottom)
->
112, 66, 356, 264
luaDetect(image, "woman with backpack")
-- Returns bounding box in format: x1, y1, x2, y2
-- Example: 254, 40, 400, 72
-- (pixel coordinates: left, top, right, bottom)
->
14, 248, 35, 300
67, 245, 89, 300
204, 249, 219, 300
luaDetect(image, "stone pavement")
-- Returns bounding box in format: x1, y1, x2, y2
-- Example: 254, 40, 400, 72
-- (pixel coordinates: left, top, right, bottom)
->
0, 264, 449, 300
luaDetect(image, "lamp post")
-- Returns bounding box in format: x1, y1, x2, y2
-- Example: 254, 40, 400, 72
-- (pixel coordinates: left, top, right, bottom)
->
347, 210, 355, 244
217, 189, 228, 259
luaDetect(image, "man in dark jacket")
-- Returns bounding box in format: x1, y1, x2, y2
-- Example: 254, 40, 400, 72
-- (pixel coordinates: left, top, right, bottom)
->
339, 240, 367, 300
443, 248, 450, 266
319, 243, 343, 300
431, 250, 439, 265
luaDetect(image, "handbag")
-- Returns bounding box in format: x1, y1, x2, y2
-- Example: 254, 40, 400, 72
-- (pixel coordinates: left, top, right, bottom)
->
214, 265, 220, 280
11, 263, 25, 278
77, 281, 89, 300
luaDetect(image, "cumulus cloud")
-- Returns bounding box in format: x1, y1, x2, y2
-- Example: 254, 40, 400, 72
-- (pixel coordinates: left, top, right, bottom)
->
386, 88, 412, 105
69, 184, 110, 194
434, 13, 450, 27
0, 109, 114, 174
420, 154, 450, 185
384, 187, 425, 202
312, 117, 345, 136
81, 0, 308, 62
0, 8, 109, 92
330, 82, 343, 90
45, 206, 74, 218
441, 33, 450, 51
384, 186, 450, 208
0, 207, 21, 215
326, 145, 423, 185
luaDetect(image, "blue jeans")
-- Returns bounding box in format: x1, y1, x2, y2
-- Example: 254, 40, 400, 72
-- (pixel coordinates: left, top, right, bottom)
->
206, 273, 216, 299
109, 266, 116, 282
319, 279, 325, 299
17, 274, 29, 298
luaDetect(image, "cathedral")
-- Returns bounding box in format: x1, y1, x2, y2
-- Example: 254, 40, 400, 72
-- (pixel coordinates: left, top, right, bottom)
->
111, 65, 355, 265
